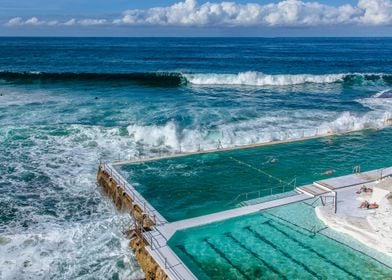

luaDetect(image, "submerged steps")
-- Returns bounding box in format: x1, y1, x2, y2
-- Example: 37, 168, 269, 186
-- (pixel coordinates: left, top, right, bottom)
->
245, 226, 322, 279
225, 232, 287, 280
264, 220, 362, 280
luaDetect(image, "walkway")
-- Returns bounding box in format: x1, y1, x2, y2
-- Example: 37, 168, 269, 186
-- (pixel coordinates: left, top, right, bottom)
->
158, 193, 311, 240
316, 167, 392, 190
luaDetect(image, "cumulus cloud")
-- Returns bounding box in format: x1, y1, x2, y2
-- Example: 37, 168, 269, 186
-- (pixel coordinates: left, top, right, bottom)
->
114, 0, 392, 27
4, 0, 392, 28
358, 0, 392, 25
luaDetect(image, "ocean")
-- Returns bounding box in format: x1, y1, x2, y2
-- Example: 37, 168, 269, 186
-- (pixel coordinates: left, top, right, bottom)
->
1, 37, 392, 279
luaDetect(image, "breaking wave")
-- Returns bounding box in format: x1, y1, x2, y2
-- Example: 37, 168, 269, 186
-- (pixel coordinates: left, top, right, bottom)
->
184, 72, 346, 86
184, 72, 392, 86
2, 70, 392, 87
126, 111, 392, 153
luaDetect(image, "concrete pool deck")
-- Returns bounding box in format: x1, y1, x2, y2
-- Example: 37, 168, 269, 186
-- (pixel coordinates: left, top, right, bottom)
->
316, 177, 392, 257
158, 193, 311, 240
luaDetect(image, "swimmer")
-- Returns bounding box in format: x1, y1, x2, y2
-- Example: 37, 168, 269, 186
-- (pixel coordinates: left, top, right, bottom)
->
270, 158, 278, 163
322, 169, 335, 175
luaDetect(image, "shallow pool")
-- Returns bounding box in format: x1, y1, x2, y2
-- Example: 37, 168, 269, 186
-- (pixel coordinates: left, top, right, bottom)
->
168, 202, 392, 279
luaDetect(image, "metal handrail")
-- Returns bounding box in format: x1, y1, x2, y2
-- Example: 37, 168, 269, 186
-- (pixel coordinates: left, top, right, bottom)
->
225, 182, 296, 207
141, 228, 185, 280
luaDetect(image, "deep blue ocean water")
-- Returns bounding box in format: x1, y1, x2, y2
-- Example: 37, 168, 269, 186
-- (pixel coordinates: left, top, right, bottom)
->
1, 37, 392, 279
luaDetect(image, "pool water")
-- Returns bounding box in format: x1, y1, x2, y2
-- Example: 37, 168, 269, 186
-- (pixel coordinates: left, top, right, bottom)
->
169, 202, 392, 280
117, 128, 392, 221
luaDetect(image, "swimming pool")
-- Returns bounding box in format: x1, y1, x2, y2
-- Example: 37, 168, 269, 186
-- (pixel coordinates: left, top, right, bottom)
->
168, 201, 392, 279
116, 128, 392, 222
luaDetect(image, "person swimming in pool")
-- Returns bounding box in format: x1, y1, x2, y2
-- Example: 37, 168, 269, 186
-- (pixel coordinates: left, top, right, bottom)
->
322, 169, 335, 175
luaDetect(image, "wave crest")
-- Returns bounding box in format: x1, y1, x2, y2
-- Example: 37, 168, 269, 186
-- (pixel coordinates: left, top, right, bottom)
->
184, 71, 346, 86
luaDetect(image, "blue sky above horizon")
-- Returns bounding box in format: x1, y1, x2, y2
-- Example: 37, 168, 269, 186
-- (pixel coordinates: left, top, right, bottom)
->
1, 0, 392, 36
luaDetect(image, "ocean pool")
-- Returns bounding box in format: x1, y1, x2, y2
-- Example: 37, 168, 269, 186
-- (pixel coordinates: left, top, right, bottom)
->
116, 128, 392, 222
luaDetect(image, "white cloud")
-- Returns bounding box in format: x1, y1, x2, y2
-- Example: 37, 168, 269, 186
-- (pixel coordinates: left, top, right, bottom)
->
5, 17, 107, 27
24, 17, 45, 25
5, 17, 23, 27
5, 0, 392, 28
358, 0, 392, 25
6, 16, 56, 26
114, 0, 392, 27
64, 18, 76, 26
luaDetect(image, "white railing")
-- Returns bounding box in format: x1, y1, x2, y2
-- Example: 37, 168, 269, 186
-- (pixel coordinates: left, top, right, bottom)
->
226, 183, 297, 207
226, 176, 297, 206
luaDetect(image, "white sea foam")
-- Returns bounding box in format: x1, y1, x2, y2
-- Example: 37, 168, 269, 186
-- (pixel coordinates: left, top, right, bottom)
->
184, 71, 346, 86
127, 122, 180, 149
2, 82, 392, 280
0, 124, 144, 279
0, 217, 142, 280
0, 89, 60, 108
357, 89, 392, 112
373, 88, 392, 98
123, 110, 391, 154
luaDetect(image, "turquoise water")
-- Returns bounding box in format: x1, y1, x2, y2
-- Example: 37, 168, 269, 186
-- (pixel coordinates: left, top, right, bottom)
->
118, 128, 392, 221
169, 202, 392, 279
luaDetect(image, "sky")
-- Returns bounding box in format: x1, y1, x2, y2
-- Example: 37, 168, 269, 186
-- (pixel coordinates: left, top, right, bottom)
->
1, 0, 392, 36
